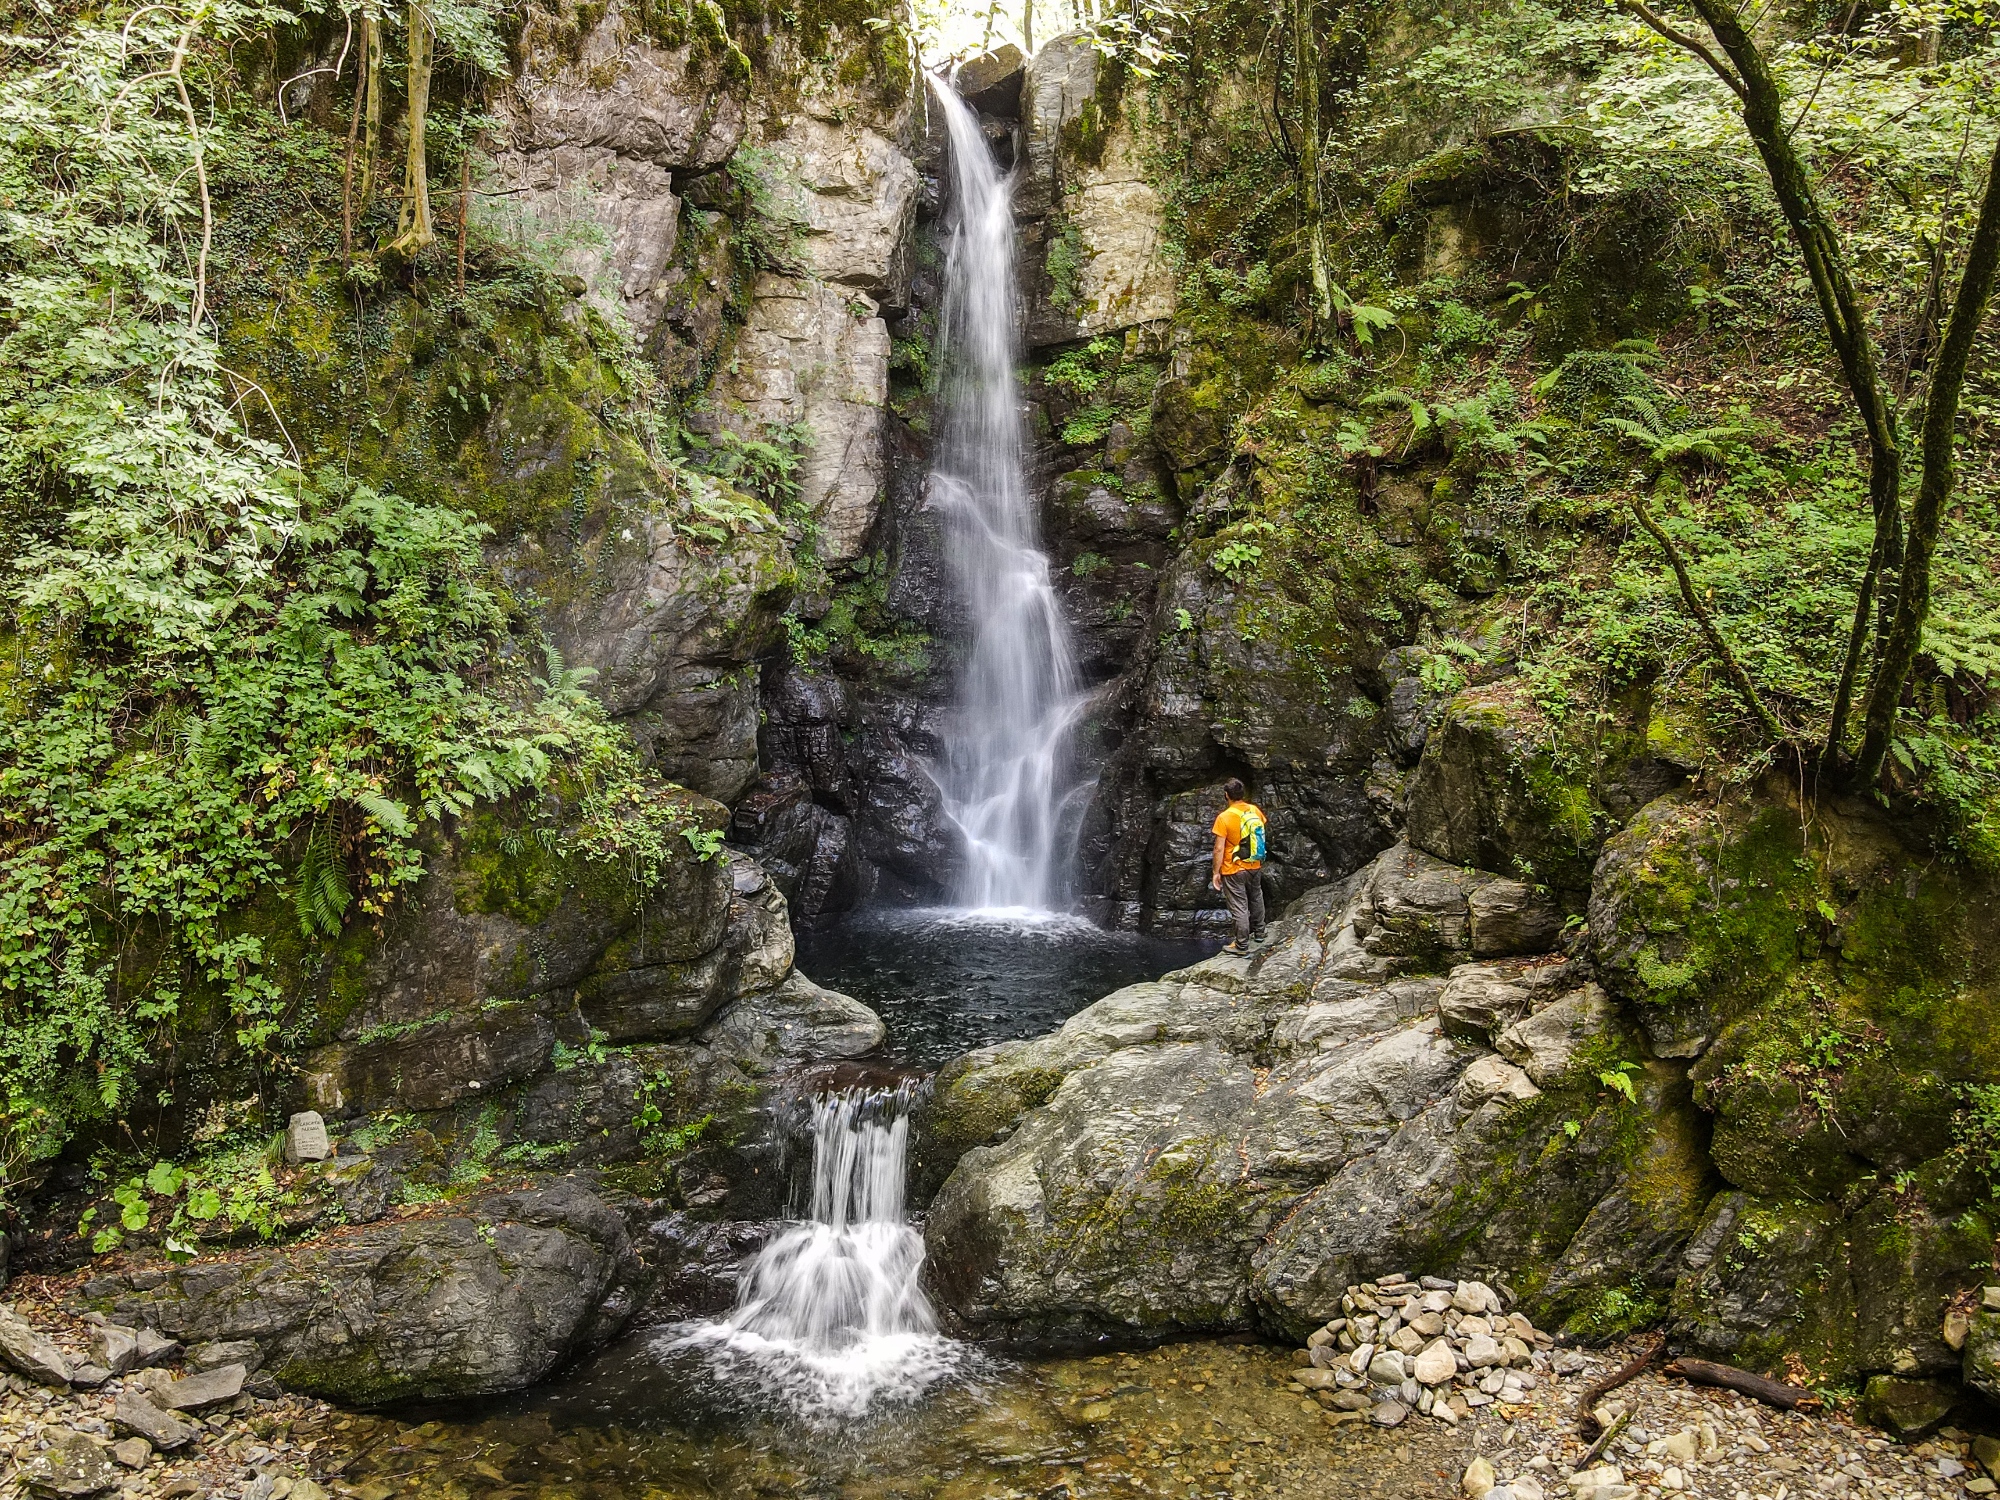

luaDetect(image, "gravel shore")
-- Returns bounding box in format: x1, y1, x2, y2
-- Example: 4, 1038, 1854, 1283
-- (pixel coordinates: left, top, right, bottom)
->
1418, 1340, 1997, 1500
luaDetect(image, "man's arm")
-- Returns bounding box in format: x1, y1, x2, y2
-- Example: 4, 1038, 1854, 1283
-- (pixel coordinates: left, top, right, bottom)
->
1211, 831, 1227, 890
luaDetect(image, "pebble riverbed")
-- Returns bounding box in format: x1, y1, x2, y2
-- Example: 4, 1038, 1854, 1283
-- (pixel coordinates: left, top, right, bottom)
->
1, 1271, 1996, 1500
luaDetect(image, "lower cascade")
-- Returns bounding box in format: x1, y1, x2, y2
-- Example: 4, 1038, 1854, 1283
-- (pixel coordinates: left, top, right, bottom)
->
666, 1083, 968, 1423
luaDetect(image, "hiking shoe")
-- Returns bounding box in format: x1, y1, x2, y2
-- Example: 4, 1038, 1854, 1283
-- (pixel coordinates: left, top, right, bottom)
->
1221, 941, 1249, 956
1251, 928, 1270, 945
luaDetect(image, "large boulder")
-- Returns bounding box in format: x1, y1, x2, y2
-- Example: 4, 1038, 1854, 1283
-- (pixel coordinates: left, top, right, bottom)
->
81, 1179, 653, 1405
923, 842, 1694, 1341
1404, 683, 1610, 891
299, 830, 789, 1117
1672, 1187, 1990, 1387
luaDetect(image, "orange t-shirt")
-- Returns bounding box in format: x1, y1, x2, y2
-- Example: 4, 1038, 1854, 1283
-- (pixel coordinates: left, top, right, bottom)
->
1212, 801, 1266, 875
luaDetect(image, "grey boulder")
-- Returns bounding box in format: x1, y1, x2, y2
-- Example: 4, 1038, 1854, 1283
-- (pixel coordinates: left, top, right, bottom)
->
0, 1305, 73, 1386
186, 1338, 262, 1373
22, 1430, 116, 1496
111, 1391, 193, 1451
699, 970, 885, 1076
87, 1322, 176, 1377
86, 1177, 653, 1404
151, 1361, 245, 1410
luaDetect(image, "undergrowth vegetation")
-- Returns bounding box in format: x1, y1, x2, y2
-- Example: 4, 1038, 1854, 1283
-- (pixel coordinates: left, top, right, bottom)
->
0, 0, 797, 1192
1092, 0, 2000, 859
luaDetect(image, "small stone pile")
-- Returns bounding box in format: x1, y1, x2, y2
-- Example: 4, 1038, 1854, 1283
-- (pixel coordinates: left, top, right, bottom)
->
1284, 1273, 1555, 1434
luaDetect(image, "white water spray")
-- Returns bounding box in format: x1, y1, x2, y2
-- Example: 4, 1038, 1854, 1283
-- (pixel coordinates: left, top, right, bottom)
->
930, 80, 1086, 914
666, 1083, 965, 1424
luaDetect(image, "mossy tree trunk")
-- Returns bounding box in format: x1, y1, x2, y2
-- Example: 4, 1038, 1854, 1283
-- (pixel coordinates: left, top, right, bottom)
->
342, 2, 383, 259
1621, 0, 2000, 786
1292, 0, 1333, 331
1856, 131, 2000, 781
392, 2, 435, 254
359, 5, 384, 214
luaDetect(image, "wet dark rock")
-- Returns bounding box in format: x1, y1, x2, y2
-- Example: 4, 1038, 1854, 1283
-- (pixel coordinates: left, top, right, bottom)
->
957, 45, 1025, 117
1859, 1375, 1955, 1439
84, 1179, 656, 1405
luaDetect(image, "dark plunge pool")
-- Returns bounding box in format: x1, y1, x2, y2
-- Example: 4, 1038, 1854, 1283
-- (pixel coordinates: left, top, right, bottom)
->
794, 906, 1211, 1067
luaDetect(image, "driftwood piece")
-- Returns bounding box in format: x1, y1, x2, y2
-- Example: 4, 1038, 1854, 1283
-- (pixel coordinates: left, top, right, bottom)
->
1664, 1357, 1822, 1412
1572, 1412, 1631, 1472
1577, 1333, 1666, 1433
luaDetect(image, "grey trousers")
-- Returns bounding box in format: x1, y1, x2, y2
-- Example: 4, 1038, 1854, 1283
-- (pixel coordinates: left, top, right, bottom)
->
1221, 868, 1266, 942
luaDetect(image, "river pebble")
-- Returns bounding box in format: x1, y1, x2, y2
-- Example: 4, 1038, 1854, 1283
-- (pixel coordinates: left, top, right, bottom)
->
1332, 1332, 2000, 1500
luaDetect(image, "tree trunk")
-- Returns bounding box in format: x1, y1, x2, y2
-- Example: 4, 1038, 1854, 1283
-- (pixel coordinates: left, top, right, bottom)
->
1023, 0, 1034, 52
1292, 0, 1332, 329
456, 123, 473, 293
1643, 0, 1903, 772
392, 2, 435, 253
341, 35, 364, 260
358, 5, 383, 215
1855, 130, 2000, 781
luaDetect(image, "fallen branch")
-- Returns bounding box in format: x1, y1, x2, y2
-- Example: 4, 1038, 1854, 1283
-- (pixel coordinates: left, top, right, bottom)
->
1573, 1411, 1631, 1472
1576, 1332, 1666, 1434
1664, 1357, 1822, 1412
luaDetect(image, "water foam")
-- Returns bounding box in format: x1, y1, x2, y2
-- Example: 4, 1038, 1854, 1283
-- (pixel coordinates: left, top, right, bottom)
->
665, 1083, 971, 1426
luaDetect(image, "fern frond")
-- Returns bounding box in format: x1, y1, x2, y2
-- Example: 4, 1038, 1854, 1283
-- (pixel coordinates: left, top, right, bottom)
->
354, 791, 412, 836
295, 820, 350, 939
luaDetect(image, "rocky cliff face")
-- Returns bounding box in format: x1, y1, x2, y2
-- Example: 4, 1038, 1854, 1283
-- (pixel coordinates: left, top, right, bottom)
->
17, 0, 918, 1401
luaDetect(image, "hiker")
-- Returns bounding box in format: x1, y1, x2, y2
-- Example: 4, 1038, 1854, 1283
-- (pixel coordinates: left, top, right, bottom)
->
1209, 778, 1268, 956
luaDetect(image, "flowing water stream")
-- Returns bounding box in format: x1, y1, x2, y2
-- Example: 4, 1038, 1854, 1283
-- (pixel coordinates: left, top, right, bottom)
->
329, 80, 1449, 1499
929, 81, 1087, 914
664, 1083, 970, 1426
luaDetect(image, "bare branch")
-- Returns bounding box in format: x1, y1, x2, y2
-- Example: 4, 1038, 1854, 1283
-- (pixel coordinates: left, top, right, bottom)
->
1632, 492, 1789, 745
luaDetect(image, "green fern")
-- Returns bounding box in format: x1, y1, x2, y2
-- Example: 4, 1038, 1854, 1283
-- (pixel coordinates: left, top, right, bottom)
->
1600, 397, 1751, 468
295, 819, 350, 939
532, 644, 600, 714
354, 791, 412, 836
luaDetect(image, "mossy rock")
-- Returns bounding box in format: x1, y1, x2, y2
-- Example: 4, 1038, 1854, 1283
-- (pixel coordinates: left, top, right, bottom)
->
1587, 791, 1823, 1057
1672, 1188, 1991, 1386
1404, 681, 1614, 892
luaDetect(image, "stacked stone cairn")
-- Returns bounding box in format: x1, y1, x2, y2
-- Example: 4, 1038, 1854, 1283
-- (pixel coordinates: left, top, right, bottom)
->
1286, 1274, 1554, 1428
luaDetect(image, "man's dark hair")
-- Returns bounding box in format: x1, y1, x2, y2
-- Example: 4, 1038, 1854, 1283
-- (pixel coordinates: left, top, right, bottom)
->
1222, 777, 1247, 801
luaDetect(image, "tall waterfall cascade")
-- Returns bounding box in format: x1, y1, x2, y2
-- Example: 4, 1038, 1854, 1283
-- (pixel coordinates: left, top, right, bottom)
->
666, 1083, 965, 1423
930, 80, 1087, 914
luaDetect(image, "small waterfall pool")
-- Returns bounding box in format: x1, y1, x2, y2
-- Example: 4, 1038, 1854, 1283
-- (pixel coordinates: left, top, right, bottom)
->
663, 1083, 970, 1426
339, 913, 1464, 1497
796, 908, 1204, 1067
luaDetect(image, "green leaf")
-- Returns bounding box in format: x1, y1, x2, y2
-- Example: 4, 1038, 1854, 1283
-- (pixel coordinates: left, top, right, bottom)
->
144, 1161, 184, 1197
295, 819, 351, 939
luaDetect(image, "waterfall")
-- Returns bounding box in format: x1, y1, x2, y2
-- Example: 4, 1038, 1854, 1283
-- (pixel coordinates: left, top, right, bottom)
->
666, 1083, 966, 1424
930, 80, 1086, 914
